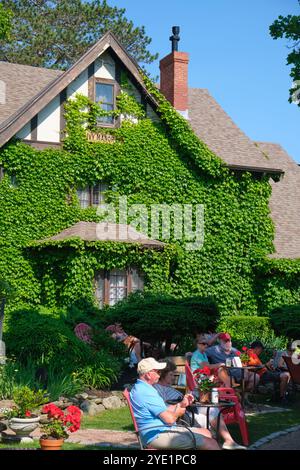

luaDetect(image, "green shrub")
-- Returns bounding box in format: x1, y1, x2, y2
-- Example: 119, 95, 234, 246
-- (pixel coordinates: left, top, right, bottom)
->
74, 362, 117, 389
103, 292, 219, 351
0, 360, 16, 399
4, 306, 122, 388
270, 305, 300, 339
45, 367, 83, 400
217, 315, 287, 361
217, 315, 271, 343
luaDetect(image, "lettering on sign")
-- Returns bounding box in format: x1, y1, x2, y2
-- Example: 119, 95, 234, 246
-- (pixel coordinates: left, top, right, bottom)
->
86, 131, 116, 143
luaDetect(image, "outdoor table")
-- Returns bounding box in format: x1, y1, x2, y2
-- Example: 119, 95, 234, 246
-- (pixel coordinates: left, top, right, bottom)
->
191, 401, 235, 442
225, 365, 262, 407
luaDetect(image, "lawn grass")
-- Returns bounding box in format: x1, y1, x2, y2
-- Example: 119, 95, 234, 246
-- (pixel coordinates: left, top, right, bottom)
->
81, 407, 133, 431
228, 397, 300, 444
0, 440, 102, 450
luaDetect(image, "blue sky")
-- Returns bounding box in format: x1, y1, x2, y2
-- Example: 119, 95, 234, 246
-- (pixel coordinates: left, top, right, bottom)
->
108, 0, 299, 162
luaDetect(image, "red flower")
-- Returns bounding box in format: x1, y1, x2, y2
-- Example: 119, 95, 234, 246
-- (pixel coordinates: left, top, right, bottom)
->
25, 410, 31, 417
242, 346, 248, 351
41, 403, 81, 439
236, 351, 241, 356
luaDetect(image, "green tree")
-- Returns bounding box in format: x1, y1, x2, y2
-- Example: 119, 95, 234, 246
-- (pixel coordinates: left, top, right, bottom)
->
269, 2, 300, 106
0, 0, 158, 69
0, 4, 12, 41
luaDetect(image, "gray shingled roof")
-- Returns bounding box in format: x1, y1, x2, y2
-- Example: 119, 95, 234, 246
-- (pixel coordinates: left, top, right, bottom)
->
256, 142, 300, 259
38, 221, 165, 249
188, 88, 276, 170
0, 61, 63, 126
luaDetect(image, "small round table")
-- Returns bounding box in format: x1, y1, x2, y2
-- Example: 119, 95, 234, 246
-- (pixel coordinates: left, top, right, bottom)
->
191, 401, 235, 442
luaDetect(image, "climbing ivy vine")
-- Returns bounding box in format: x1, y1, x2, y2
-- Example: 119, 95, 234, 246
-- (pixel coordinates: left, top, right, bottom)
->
0, 77, 299, 316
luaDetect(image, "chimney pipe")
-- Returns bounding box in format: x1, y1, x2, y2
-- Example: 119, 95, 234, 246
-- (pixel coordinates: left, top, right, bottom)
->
160, 27, 189, 118
170, 26, 180, 52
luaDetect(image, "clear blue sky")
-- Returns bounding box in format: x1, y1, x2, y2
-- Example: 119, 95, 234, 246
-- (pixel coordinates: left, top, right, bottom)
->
109, 0, 299, 162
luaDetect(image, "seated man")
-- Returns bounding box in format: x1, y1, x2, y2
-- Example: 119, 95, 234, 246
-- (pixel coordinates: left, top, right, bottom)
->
154, 360, 246, 450
130, 357, 220, 450
247, 341, 290, 404
206, 333, 257, 395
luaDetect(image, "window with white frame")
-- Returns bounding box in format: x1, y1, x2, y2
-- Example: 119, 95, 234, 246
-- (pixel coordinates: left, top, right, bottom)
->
77, 182, 108, 208
95, 268, 144, 308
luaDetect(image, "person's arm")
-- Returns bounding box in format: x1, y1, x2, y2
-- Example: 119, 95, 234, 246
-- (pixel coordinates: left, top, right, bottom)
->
159, 395, 193, 425
206, 333, 221, 346
199, 360, 224, 370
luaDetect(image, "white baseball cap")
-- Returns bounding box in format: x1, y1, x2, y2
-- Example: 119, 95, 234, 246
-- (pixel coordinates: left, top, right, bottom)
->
137, 357, 167, 375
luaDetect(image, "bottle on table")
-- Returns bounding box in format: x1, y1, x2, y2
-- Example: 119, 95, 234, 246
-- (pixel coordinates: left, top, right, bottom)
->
211, 388, 219, 404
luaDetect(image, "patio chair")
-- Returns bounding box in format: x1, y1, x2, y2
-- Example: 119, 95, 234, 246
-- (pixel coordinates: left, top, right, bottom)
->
74, 322, 93, 344
123, 388, 197, 450
184, 360, 249, 446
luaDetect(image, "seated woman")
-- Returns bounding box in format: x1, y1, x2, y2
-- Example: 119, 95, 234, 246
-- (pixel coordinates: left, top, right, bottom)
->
153, 360, 246, 450
105, 323, 143, 363
191, 335, 233, 388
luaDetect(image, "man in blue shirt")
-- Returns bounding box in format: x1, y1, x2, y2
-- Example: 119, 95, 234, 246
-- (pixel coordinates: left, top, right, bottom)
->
206, 333, 256, 392
130, 357, 220, 450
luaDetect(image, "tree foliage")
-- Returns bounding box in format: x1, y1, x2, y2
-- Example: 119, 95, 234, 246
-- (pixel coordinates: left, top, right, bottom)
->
269, 2, 300, 106
0, 0, 158, 68
0, 4, 12, 41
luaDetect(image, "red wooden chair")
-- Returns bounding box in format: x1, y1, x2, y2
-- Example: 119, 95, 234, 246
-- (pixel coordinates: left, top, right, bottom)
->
74, 322, 93, 344
184, 360, 249, 446
123, 388, 197, 450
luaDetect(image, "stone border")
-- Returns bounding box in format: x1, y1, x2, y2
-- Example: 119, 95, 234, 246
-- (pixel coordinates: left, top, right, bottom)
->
249, 424, 300, 449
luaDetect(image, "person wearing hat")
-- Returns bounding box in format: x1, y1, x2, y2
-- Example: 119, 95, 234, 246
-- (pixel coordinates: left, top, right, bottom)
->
154, 360, 247, 450
190, 335, 232, 388
206, 333, 256, 394
130, 357, 220, 450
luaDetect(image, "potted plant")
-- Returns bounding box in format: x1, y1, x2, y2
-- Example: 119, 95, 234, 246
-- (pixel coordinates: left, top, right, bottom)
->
236, 347, 252, 366
193, 366, 217, 403
39, 403, 81, 450
6, 386, 47, 438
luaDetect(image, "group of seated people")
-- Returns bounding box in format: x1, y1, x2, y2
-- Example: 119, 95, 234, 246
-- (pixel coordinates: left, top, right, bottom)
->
128, 332, 298, 450
190, 332, 291, 405
130, 357, 246, 450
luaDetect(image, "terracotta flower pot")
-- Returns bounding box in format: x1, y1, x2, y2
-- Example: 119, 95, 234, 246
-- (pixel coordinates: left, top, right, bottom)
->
39, 437, 64, 450
198, 391, 211, 403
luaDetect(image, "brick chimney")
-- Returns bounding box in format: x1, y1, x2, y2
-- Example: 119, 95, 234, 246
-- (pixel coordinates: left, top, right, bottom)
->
159, 27, 189, 119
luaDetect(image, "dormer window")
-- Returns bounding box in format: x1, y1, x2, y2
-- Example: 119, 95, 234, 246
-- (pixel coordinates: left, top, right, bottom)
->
95, 80, 115, 125
77, 182, 108, 208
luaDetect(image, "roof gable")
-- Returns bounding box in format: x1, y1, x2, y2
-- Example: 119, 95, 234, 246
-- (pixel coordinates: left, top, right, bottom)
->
0, 31, 157, 148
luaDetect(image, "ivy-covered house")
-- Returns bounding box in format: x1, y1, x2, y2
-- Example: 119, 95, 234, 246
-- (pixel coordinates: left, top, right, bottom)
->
1, 31, 300, 317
